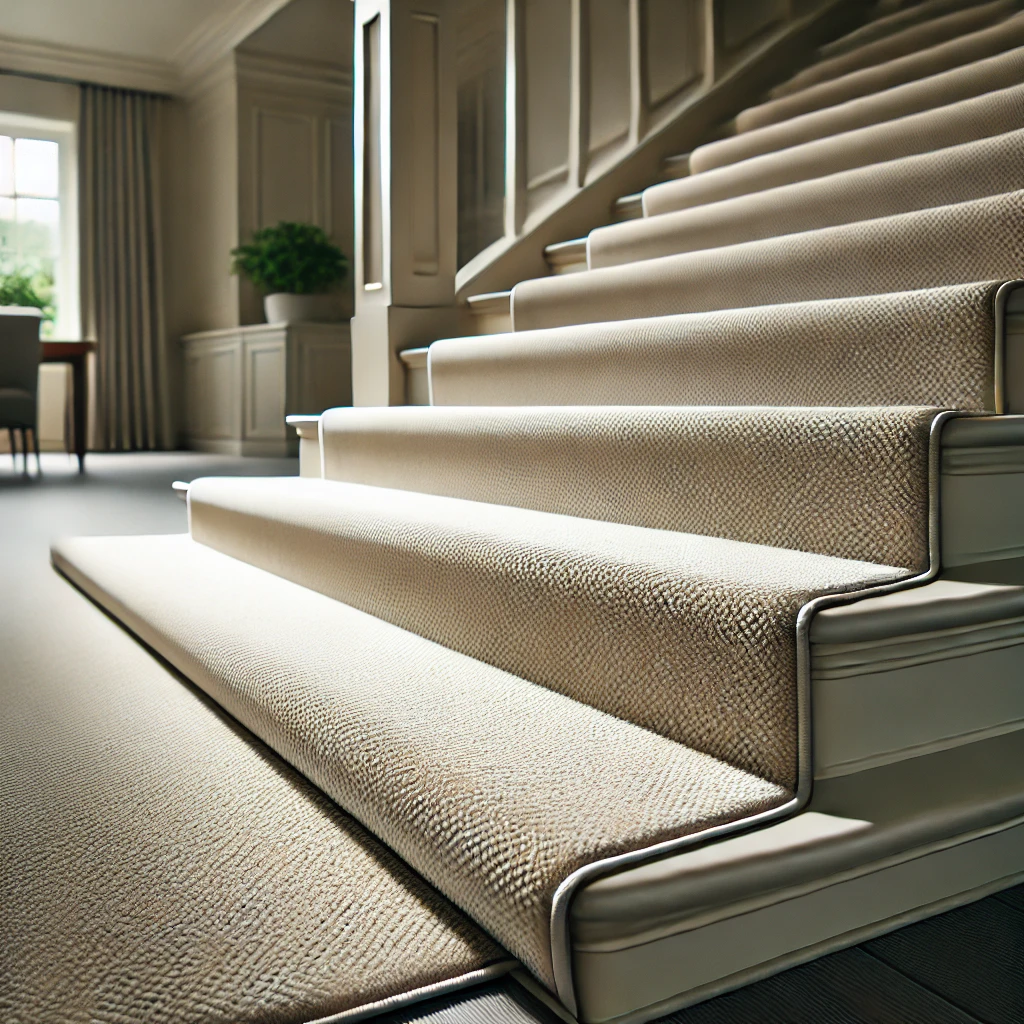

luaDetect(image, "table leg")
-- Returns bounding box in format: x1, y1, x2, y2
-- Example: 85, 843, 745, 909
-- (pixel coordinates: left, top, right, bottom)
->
71, 354, 87, 472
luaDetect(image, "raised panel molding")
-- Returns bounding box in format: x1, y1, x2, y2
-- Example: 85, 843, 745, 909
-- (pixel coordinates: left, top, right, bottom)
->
410, 12, 441, 276
294, 333, 354, 416
244, 337, 288, 439
183, 341, 242, 442
236, 52, 354, 326
252, 108, 320, 228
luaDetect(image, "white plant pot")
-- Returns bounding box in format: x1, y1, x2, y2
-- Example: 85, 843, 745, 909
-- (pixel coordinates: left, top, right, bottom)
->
263, 292, 340, 324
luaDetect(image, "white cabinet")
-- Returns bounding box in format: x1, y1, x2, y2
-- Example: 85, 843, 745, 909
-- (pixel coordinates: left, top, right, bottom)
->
181, 321, 351, 456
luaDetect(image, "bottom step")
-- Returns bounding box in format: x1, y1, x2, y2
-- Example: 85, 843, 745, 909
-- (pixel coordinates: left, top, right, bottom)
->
53, 532, 789, 1002
51, 529, 1024, 1023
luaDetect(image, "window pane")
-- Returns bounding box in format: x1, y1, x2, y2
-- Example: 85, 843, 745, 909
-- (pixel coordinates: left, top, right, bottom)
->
14, 138, 59, 198
16, 198, 60, 263
0, 137, 12, 196
0, 195, 14, 254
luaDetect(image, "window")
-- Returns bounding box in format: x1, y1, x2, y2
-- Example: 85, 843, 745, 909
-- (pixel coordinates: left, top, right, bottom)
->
0, 114, 78, 339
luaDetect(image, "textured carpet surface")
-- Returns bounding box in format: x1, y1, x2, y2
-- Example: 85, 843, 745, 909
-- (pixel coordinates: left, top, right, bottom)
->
0, 455, 505, 1024
645, 81, 1024, 215
817, 0, 990, 62
512, 191, 1024, 331
54, 532, 790, 987
594, 129, 1024, 268
430, 284, 999, 413
737, 7, 1024, 132
319, 405, 937, 570
184, 476, 905, 788
690, 42, 1024, 172
772, 0, 1020, 99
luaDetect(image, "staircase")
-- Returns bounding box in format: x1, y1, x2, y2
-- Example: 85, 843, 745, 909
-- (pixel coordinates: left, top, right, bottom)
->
23, 2, 1024, 1023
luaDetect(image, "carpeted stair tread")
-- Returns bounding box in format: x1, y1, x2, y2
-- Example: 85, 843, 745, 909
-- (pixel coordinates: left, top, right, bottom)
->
53, 532, 794, 987
817, 0, 997, 62
428, 283, 1004, 412
317, 404, 937, 571
690, 43, 1024, 173
0, 566, 506, 1023
771, 0, 1021, 100
592, 128, 1024, 268
511, 190, 1024, 331
645, 81, 1024, 216
180, 475, 910, 790
736, 9, 1024, 134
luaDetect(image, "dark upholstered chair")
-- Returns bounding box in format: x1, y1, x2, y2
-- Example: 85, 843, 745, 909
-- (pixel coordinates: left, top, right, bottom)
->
0, 308, 43, 473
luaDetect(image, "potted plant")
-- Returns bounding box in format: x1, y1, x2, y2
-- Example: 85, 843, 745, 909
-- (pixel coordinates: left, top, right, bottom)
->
230, 222, 347, 323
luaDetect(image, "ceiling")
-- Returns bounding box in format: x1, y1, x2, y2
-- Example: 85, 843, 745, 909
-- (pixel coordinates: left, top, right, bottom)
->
0, 0, 294, 92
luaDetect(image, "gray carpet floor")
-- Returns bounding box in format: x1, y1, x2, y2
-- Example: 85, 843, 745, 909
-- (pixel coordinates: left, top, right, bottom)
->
2, 452, 1021, 1023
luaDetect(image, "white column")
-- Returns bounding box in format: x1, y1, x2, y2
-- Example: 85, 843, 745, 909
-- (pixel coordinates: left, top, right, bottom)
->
351, 0, 458, 406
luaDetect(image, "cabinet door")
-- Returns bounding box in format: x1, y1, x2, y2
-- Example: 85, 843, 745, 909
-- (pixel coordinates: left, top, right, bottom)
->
243, 336, 287, 441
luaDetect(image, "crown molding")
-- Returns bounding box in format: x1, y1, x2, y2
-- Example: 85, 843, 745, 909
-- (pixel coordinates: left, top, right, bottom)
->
235, 50, 352, 100
173, 0, 295, 85
0, 0, 347, 98
0, 32, 178, 94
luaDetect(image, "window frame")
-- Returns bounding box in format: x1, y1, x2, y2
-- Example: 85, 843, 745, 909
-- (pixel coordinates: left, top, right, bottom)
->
0, 111, 79, 340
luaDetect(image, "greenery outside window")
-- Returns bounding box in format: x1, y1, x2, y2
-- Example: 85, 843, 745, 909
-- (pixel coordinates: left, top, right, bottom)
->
0, 113, 78, 339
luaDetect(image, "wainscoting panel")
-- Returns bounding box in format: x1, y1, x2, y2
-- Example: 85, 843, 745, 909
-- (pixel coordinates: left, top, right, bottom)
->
182, 322, 351, 457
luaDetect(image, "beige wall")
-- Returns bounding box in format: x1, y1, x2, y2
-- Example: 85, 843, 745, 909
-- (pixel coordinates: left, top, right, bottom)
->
234, 50, 354, 325
162, 0, 354, 444
173, 60, 241, 336
167, 0, 354, 336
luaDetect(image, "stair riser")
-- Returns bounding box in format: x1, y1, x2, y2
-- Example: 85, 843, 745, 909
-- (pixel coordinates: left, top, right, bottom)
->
319, 406, 936, 572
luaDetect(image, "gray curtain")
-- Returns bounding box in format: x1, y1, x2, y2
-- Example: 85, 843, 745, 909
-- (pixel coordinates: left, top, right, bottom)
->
80, 84, 171, 451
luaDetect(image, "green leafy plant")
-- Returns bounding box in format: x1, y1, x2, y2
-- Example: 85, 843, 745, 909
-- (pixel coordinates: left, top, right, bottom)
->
0, 269, 55, 325
230, 222, 347, 295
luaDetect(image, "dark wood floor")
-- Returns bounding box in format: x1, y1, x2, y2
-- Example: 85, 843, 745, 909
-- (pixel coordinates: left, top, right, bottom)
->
394, 881, 1024, 1023
662, 883, 1024, 1023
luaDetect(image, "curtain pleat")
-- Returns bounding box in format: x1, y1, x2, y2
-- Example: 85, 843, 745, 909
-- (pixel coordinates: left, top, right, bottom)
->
80, 84, 171, 451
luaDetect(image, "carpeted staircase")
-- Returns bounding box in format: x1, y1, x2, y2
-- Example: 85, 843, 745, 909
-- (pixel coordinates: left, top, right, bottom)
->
19, 2, 1024, 1022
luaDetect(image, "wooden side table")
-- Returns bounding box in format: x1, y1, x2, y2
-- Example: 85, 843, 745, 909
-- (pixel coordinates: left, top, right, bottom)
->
41, 340, 94, 472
